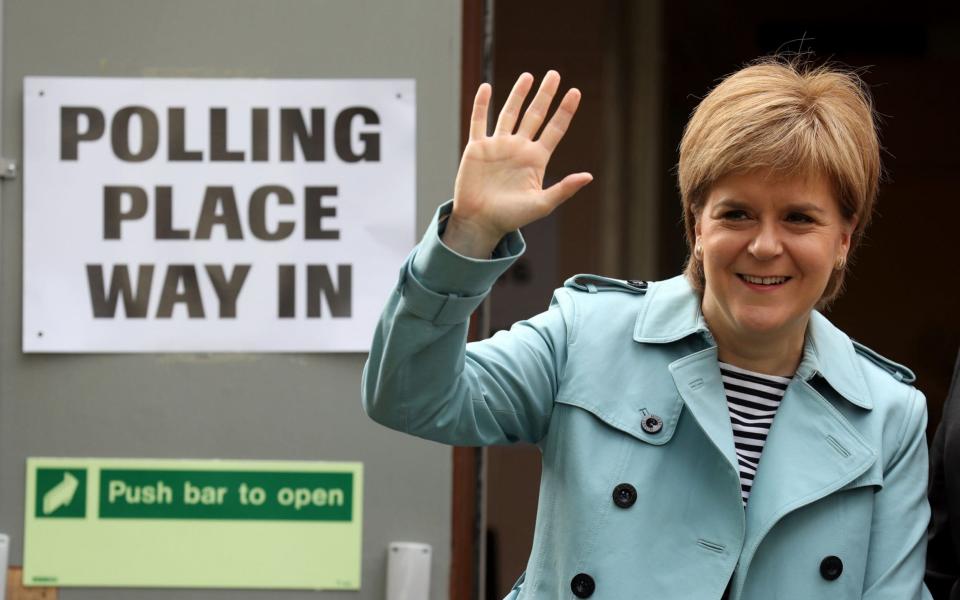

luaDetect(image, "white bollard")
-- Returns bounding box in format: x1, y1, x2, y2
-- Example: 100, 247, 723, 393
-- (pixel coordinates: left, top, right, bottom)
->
0, 533, 9, 600
386, 541, 431, 600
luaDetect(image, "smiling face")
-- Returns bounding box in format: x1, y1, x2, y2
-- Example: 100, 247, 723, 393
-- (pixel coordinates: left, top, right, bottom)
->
696, 170, 856, 348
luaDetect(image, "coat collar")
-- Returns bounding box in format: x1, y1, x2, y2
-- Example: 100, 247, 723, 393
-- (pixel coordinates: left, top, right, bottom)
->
633, 275, 872, 410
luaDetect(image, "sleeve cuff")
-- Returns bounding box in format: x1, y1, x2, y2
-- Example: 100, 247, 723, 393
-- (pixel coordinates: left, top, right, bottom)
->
398, 200, 525, 325
410, 199, 525, 296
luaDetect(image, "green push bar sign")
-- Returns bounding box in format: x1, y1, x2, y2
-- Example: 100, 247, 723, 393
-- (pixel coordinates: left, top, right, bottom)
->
24, 458, 362, 589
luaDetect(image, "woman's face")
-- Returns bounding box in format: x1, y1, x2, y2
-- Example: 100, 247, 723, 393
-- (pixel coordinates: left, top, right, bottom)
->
696, 170, 856, 343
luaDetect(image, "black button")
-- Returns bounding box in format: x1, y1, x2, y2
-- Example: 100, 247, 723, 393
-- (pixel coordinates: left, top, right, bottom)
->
627, 279, 647, 289
571, 573, 595, 598
820, 556, 843, 580
612, 483, 637, 508
641, 415, 663, 434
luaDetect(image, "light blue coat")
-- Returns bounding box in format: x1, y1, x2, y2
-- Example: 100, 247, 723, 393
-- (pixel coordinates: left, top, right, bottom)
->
362, 202, 931, 599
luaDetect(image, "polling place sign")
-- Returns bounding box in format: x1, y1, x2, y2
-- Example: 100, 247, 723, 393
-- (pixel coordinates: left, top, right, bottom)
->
24, 457, 363, 589
22, 77, 415, 352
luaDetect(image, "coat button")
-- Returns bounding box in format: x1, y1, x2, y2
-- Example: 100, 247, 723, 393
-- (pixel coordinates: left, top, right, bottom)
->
820, 556, 843, 580
571, 573, 595, 598
641, 415, 663, 433
612, 483, 637, 508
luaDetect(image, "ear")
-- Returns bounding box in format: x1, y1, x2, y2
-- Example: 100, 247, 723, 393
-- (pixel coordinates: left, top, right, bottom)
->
840, 214, 859, 254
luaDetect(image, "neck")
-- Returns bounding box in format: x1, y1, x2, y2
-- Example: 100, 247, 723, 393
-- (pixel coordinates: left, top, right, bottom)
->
702, 305, 806, 377
713, 333, 803, 376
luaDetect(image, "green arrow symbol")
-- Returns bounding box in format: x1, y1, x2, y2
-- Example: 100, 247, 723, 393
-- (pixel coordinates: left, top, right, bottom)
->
43, 472, 79, 515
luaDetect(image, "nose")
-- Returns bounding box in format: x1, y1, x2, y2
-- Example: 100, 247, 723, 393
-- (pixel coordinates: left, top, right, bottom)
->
748, 221, 783, 260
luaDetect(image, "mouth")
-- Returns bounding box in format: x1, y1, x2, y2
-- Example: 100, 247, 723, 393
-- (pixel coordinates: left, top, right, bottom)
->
737, 273, 791, 287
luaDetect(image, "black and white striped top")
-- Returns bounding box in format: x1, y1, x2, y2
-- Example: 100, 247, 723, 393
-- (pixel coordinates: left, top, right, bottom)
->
719, 361, 792, 506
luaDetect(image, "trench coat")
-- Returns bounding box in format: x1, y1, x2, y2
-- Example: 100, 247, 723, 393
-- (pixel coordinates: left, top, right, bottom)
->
362, 202, 932, 599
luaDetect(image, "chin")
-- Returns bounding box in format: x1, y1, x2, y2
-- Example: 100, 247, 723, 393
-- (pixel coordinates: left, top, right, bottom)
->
731, 308, 797, 337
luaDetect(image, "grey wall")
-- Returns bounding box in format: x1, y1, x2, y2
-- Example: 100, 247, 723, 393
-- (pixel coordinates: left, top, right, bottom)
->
0, 1, 461, 598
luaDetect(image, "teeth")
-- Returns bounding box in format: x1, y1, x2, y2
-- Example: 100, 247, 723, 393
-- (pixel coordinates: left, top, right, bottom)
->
742, 275, 787, 285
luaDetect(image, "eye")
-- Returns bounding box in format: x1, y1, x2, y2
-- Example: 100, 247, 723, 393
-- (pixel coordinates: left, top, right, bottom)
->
721, 209, 750, 221
786, 212, 815, 224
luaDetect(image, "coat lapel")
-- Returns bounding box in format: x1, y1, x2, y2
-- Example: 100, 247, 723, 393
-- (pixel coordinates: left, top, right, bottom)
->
668, 347, 739, 473
733, 369, 878, 592
637, 278, 741, 473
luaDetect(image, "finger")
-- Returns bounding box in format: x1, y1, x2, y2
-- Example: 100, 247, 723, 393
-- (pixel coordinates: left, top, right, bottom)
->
494, 72, 534, 135
538, 87, 582, 153
516, 70, 560, 138
542, 172, 593, 209
469, 83, 492, 141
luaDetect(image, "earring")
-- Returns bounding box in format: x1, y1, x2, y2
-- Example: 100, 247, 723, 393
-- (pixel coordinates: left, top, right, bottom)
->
835, 255, 846, 271
694, 241, 703, 260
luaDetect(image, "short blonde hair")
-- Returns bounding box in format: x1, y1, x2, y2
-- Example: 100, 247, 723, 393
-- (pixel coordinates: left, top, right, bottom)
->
678, 57, 881, 307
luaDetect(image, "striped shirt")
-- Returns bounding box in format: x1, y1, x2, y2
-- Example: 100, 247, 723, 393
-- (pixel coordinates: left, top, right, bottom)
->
719, 361, 792, 506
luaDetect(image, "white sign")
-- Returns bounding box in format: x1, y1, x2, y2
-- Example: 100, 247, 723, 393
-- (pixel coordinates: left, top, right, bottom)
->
23, 77, 415, 352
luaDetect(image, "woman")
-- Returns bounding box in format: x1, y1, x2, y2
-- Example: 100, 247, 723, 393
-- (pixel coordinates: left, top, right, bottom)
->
363, 58, 931, 599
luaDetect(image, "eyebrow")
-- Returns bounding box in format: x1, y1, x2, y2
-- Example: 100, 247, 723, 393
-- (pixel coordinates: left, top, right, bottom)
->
714, 198, 826, 213
784, 202, 827, 213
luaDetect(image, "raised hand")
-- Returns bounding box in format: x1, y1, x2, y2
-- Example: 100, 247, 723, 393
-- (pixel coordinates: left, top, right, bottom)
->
444, 71, 593, 258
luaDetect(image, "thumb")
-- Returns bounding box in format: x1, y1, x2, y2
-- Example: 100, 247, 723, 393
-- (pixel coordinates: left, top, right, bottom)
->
542, 172, 594, 209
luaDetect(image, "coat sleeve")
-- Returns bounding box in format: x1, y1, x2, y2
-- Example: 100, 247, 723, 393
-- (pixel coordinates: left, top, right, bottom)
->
361, 200, 571, 446
925, 350, 960, 600
862, 386, 933, 600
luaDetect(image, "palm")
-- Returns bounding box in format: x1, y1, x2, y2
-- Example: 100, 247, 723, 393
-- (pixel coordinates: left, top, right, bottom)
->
456, 137, 548, 230
447, 71, 591, 255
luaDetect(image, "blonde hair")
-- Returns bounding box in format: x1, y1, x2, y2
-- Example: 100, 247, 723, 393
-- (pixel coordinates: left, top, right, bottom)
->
678, 57, 881, 307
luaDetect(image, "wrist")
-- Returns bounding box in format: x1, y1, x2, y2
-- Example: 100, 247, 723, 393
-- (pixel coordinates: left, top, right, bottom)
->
441, 215, 504, 259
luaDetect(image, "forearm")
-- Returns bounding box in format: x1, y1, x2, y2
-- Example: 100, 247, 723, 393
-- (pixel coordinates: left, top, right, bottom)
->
361, 201, 566, 446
